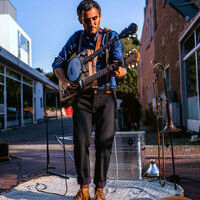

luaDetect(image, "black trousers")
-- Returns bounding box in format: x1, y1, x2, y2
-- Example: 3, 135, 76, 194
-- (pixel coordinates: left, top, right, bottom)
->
72, 89, 116, 188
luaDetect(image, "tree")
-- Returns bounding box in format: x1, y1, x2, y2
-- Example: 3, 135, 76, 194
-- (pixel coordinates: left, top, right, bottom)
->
117, 35, 141, 130
35, 67, 45, 74
122, 35, 139, 55
45, 72, 58, 85
116, 35, 140, 98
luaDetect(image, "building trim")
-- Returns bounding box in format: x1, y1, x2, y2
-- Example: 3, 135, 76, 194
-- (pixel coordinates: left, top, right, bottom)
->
0, 45, 58, 92
179, 12, 200, 43
183, 43, 200, 61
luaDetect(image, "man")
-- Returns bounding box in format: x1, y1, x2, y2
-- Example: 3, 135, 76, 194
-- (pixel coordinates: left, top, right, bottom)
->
52, 1, 126, 199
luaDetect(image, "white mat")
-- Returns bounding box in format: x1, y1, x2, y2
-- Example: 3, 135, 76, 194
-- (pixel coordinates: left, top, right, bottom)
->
0, 176, 183, 200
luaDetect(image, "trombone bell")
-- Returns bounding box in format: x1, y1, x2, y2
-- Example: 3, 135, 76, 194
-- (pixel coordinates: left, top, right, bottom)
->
145, 159, 159, 177
163, 122, 180, 133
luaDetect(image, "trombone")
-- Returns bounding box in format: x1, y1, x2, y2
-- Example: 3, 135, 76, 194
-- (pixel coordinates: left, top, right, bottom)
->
153, 63, 180, 187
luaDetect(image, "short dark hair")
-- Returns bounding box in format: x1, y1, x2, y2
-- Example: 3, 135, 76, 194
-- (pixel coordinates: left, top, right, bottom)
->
77, 0, 101, 17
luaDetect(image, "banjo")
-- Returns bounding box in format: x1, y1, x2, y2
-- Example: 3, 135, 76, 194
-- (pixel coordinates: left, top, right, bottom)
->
59, 23, 138, 104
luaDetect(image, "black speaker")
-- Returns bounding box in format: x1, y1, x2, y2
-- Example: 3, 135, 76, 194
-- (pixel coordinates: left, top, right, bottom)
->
0, 142, 9, 161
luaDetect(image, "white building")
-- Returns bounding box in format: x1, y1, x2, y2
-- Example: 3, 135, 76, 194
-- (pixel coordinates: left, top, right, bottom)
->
0, 0, 58, 130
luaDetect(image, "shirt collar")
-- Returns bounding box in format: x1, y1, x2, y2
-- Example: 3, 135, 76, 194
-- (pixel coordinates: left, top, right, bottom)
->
83, 28, 101, 42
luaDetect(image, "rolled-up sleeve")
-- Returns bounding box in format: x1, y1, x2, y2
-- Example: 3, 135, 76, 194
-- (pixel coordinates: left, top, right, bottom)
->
52, 31, 81, 71
109, 31, 123, 61
109, 31, 126, 78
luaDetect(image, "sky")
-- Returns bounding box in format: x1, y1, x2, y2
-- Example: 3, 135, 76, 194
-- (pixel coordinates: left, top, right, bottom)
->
10, 0, 146, 73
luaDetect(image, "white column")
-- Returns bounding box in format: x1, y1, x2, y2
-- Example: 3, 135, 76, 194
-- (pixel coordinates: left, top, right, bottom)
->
21, 75, 23, 126
32, 82, 36, 123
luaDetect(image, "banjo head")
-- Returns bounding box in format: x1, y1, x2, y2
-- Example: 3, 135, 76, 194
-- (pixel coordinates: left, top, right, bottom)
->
67, 57, 82, 82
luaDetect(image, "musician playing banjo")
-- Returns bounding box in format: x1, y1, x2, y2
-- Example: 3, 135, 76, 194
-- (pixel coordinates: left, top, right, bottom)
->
52, 0, 127, 199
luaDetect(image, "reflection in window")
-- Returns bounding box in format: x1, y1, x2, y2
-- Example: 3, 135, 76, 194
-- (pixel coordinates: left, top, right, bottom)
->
184, 33, 195, 55
185, 53, 198, 119
18, 32, 29, 53
23, 76, 32, 85
21, 34, 29, 53
196, 26, 200, 46
0, 75, 3, 83
0, 85, 4, 129
6, 68, 21, 80
6, 78, 21, 127
0, 65, 4, 74
198, 50, 200, 112
23, 84, 33, 125
165, 67, 170, 91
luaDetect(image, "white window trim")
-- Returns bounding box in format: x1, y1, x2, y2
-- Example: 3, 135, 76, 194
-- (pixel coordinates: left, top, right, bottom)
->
183, 43, 200, 61
179, 12, 200, 42
21, 75, 23, 126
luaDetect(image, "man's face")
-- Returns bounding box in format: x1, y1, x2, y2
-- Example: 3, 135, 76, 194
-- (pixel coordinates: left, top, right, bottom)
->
79, 7, 101, 36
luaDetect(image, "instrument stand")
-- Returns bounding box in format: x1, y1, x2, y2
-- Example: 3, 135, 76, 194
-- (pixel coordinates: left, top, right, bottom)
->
41, 103, 69, 180
168, 131, 180, 190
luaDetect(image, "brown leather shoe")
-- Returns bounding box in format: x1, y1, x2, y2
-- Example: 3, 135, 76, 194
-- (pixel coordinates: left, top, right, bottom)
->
94, 188, 106, 200
73, 185, 90, 200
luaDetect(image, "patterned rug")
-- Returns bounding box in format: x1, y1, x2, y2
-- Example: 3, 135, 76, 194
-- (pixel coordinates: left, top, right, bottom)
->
0, 176, 183, 200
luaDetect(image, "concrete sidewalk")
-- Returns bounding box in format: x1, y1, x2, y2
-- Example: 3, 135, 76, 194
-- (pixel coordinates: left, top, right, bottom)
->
0, 117, 73, 143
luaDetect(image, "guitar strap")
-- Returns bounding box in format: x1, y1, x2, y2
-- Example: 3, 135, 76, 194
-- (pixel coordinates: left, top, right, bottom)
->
87, 28, 103, 88
77, 29, 110, 89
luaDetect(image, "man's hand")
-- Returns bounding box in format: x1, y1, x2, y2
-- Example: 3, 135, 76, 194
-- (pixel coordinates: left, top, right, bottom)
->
54, 68, 78, 93
62, 80, 79, 92
107, 62, 118, 76
114, 67, 127, 79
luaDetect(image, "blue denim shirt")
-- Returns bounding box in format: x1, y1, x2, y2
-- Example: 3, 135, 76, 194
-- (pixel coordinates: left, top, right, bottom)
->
52, 28, 123, 89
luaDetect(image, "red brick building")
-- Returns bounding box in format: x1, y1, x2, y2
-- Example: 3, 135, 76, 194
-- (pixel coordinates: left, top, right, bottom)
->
138, 0, 200, 131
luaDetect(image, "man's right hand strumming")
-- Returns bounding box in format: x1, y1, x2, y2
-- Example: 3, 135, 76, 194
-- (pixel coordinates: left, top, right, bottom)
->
54, 68, 78, 93
62, 80, 79, 92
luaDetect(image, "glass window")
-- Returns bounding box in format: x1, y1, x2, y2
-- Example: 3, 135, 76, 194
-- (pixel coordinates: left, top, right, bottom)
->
165, 67, 170, 91
196, 25, 200, 46
33, 82, 36, 94
23, 76, 32, 85
0, 85, 4, 129
0, 85, 3, 107
0, 75, 4, 83
6, 78, 21, 128
184, 33, 195, 55
23, 84, 33, 125
185, 53, 198, 119
198, 50, 200, 113
6, 68, 21, 80
40, 97, 43, 108
153, 0, 157, 29
20, 34, 29, 53
0, 65, 4, 74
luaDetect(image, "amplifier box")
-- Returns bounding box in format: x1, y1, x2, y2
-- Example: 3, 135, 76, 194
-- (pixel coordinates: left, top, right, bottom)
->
0, 142, 9, 161
89, 131, 145, 180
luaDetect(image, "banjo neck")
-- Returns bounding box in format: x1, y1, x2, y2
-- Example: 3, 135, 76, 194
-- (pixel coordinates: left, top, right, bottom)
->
83, 23, 138, 64
82, 60, 122, 86
83, 36, 118, 64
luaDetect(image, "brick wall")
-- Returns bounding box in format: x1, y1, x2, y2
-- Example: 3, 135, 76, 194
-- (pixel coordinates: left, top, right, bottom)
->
138, 0, 155, 111
138, 0, 200, 124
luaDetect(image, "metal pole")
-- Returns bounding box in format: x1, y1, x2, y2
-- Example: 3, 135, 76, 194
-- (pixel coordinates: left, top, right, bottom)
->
170, 132, 177, 190
44, 88, 50, 173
